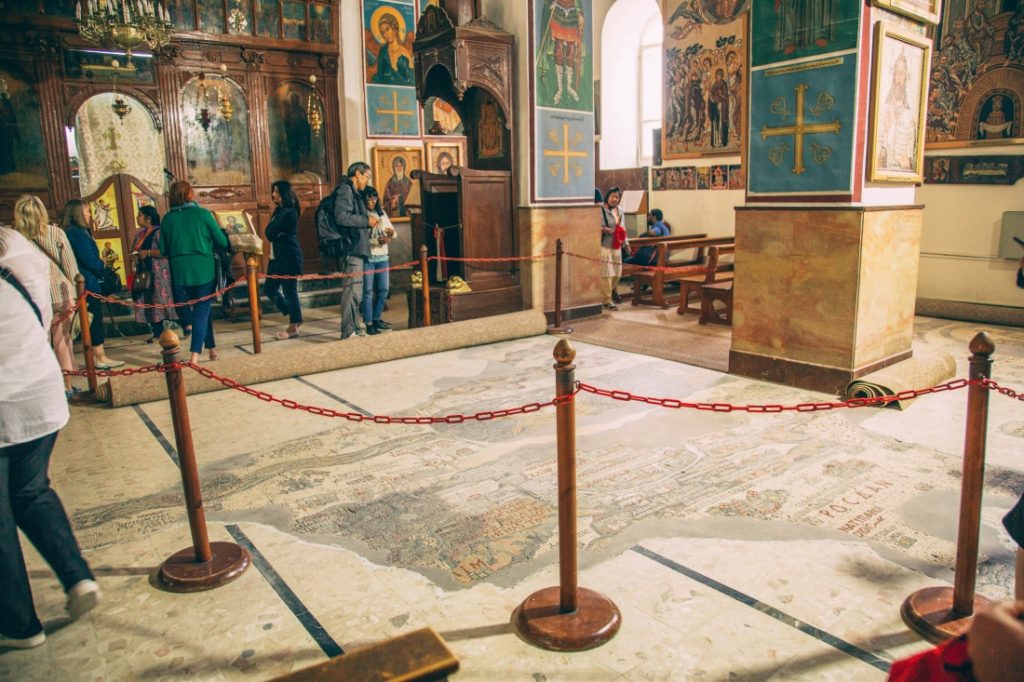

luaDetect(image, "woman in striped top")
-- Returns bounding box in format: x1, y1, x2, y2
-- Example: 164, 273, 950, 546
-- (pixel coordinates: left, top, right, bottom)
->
12, 195, 81, 399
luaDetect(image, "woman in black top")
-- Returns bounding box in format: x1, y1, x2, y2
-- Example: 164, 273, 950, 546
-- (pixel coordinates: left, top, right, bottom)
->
262, 180, 303, 339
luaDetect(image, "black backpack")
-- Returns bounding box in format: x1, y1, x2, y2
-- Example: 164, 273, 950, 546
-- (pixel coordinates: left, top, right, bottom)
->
315, 192, 353, 263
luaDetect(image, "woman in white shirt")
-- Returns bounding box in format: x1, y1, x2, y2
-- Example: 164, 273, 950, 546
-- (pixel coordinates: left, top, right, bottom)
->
0, 226, 100, 649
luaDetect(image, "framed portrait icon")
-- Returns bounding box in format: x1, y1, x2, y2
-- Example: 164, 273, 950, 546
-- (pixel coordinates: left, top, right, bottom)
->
870, 0, 940, 26
869, 23, 932, 183
371, 145, 423, 222
214, 209, 262, 254
424, 137, 467, 175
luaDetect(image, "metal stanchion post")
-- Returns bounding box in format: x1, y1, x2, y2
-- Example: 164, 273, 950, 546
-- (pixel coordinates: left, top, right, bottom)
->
513, 339, 620, 651
1017, 547, 1023, 601
547, 238, 572, 335
246, 255, 262, 354
157, 329, 251, 592
420, 244, 431, 327
901, 332, 995, 642
75, 275, 98, 395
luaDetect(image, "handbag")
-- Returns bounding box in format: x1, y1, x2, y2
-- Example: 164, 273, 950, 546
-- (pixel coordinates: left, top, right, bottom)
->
131, 268, 152, 297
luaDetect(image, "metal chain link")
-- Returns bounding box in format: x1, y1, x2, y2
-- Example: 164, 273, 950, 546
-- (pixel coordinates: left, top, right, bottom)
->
185, 363, 578, 423
86, 276, 247, 309
64, 361, 186, 378
981, 378, 1024, 402
576, 378, 978, 412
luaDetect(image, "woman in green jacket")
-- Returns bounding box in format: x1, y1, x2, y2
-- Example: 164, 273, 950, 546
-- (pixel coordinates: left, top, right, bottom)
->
160, 181, 229, 364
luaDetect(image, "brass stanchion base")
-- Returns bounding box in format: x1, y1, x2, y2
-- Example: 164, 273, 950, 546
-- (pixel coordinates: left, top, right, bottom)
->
546, 325, 573, 336
158, 541, 251, 593
901, 586, 992, 643
512, 586, 621, 651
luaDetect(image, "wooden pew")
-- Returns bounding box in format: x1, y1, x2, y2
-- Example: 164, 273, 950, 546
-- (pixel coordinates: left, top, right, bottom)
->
699, 280, 733, 325
620, 232, 706, 280
676, 244, 735, 317
631, 237, 735, 308
271, 628, 459, 682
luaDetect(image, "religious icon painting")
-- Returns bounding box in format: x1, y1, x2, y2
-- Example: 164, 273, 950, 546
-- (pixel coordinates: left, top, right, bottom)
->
226, 0, 253, 35
424, 96, 464, 135
425, 137, 466, 175
310, 3, 333, 44
652, 167, 665, 191
662, 13, 745, 158
363, 0, 416, 87
94, 237, 127, 285
532, 0, 594, 113
182, 75, 253, 186
167, 0, 196, 31
679, 166, 696, 189
215, 210, 262, 254
728, 164, 745, 190
282, 0, 308, 40
0, 64, 48, 189
871, 0, 939, 26
267, 81, 328, 183
256, 0, 280, 37
372, 145, 423, 222
529, 0, 596, 202
710, 164, 729, 189
197, 0, 226, 34
696, 166, 711, 189
869, 23, 931, 183
927, 1, 1024, 149
750, 0, 862, 68
748, 54, 858, 196
366, 85, 421, 137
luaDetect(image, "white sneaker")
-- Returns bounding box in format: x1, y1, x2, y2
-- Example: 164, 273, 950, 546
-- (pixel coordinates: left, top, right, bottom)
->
0, 631, 45, 649
66, 579, 100, 619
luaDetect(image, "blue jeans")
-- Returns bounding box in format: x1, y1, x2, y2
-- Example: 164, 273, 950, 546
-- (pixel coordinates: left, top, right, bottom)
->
177, 281, 216, 354
361, 260, 390, 325
0, 432, 94, 638
263, 277, 303, 325
171, 284, 194, 332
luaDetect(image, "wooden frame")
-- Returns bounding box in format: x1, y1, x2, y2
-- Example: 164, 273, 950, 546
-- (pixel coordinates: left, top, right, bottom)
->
215, 209, 262, 254
424, 137, 466, 174
871, 0, 939, 26
868, 23, 931, 183
371, 145, 423, 222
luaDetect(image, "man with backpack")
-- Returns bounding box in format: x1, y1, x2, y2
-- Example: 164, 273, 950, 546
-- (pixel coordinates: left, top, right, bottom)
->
317, 161, 378, 338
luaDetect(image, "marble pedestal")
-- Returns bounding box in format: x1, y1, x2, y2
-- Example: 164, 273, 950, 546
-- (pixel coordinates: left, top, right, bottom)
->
729, 206, 923, 394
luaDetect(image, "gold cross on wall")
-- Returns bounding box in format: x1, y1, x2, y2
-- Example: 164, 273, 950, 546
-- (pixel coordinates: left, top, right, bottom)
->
543, 123, 588, 184
376, 90, 415, 134
103, 126, 121, 151
760, 83, 841, 175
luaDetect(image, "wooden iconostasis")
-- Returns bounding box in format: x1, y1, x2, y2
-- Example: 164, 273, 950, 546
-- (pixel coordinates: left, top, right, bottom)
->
0, 1, 341, 274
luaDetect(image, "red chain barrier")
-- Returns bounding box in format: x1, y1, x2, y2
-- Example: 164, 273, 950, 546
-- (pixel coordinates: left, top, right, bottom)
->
64, 362, 186, 378
86, 276, 247, 309
576, 378, 978, 412
185, 362, 577, 423
429, 253, 555, 264
262, 260, 421, 280
981, 378, 1024, 402
563, 250, 705, 273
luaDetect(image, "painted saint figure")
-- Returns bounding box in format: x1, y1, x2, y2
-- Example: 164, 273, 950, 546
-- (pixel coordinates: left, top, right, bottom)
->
542, 0, 585, 106
283, 92, 311, 172
979, 94, 1013, 139
383, 156, 412, 218
372, 12, 413, 86
775, 0, 836, 56
879, 51, 918, 171
708, 68, 730, 148
478, 99, 503, 158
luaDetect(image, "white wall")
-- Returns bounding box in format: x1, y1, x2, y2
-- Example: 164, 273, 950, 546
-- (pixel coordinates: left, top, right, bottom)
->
598, 0, 659, 169
918, 148, 1024, 307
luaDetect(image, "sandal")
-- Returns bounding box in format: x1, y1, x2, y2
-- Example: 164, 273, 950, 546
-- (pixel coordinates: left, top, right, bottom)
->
274, 331, 299, 340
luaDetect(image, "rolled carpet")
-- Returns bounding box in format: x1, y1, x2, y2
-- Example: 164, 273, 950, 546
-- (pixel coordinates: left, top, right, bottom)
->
844, 352, 957, 410
106, 310, 547, 407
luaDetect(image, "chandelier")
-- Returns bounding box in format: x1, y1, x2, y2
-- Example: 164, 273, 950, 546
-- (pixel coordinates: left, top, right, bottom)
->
307, 74, 323, 136
77, 1, 172, 68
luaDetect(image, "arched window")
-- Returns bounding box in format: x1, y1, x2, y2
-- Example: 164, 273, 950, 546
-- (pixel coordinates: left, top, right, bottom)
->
599, 0, 662, 169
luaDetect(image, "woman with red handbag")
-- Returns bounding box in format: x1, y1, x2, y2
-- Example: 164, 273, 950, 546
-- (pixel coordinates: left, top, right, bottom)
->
599, 186, 629, 310
129, 206, 177, 344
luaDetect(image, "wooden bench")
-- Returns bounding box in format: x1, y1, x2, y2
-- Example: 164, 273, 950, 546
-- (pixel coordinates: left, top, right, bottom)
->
631, 237, 735, 308
699, 280, 733, 325
271, 627, 459, 681
676, 244, 735, 317
620, 232, 706, 279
